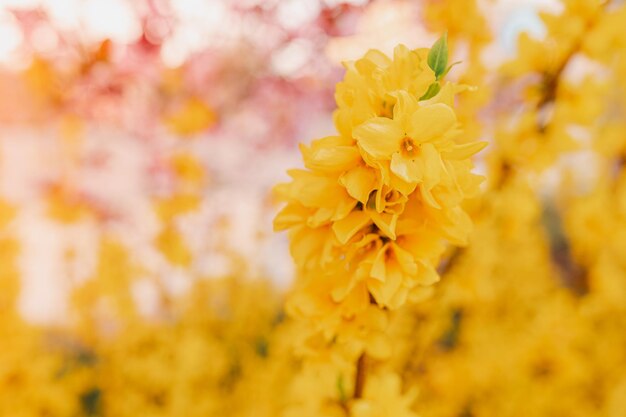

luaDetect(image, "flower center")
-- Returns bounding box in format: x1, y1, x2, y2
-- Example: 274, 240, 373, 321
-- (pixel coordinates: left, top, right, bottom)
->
379, 100, 394, 118
401, 137, 419, 158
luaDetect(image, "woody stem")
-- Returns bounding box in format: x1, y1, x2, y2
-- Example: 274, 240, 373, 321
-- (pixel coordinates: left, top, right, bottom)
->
353, 353, 367, 399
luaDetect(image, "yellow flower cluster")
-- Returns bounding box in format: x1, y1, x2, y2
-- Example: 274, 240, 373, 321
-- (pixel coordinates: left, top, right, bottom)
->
275, 40, 486, 360
5, 0, 626, 416
492, 0, 611, 175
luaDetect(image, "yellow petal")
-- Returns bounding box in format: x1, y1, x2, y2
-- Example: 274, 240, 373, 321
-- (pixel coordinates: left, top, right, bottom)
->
332, 210, 371, 244
354, 118, 403, 159
388, 170, 418, 196
330, 276, 358, 302
388, 287, 409, 309
370, 210, 398, 240
421, 142, 442, 188
370, 244, 389, 282
420, 186, 441, 209
362, 48, 392, 67
440, 207, 473, 245
423, 81, 455, 107
333, 109, 352, 138
392, 43, 412, 62
290, 226, 330, 269
390, 152, 422, 184
393, 243, 418, 276
340, 165, 378, 204
365, 331, 392, 359
273, 203, 309, 231
286, 169, 355, 212
408, 103, 456, 142
416, 261, 439, 285
369, 261, 403, 305
400, 230, 446, 261
307, 207, 334, 228
391, 90, 419, 124
408, 285, 434, 303
442, 141, 488, 160
301, 136, 361, 173
332, 196, 359, 221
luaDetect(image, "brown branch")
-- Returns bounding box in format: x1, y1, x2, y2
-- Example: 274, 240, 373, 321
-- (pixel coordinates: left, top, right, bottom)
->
535, 5, 610, 293
612, 153, 626, 181
437, 244, 464, 276
536, 3, 608, 129
353, 293, 378, 400
536, 45, 575, 110
353, 353, 367, 399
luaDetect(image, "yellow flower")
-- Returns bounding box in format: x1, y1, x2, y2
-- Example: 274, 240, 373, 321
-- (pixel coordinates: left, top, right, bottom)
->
274, 169, 357, 229
275, 40, 486, 359
334, 45, 435, 135
300, 135, 361, 174
166, 97, 217, 136
354, 91, 486, 206
351, 372, 419, 417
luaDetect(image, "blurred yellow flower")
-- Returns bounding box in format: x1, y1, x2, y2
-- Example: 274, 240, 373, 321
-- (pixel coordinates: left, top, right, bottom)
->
165, 97, 217, 136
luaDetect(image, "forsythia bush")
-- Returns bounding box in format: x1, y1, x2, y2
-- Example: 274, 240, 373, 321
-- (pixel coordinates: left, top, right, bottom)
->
275, 35, 485, 415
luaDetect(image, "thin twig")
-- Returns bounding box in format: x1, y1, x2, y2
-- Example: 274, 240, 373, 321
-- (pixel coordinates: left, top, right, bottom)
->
353, 353, 367, 399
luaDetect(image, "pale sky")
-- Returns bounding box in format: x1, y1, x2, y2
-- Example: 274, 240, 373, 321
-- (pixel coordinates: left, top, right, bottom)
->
0, 0, 557, 68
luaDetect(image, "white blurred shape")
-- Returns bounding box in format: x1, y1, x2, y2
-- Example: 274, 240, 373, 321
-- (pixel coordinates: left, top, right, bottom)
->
43, 0, 82, 31
501, 8, 546, 52
31, 23, 60, 53
131, 278, 161, 318
16, 205, 99, 325
0, 0, 39, 9
83, 0, 141, 43
323, 0, 368, 6
197, 251, 231, 279
271, 39, 312, 76
0, 11, 23, 65
0, 129, 59, 203
276, 0, 320, 30
144, 16, 169, 44
17, 211, 64, 324
326, 0, 430, 63
161, 35, 191, 67
172, 0, 226, 22
160, 268, 192, 296
565, 54, 609, 83
171, 0, 210, 19
162, 0, 236, 66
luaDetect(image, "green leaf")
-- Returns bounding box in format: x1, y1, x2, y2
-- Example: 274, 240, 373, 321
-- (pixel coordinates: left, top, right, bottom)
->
428, 32, 449, 80
443, 60, 462, 77
419, 82, 441, 101
337, 374, 347, 403
255, 336, 269, 358
80, 388, 102, 416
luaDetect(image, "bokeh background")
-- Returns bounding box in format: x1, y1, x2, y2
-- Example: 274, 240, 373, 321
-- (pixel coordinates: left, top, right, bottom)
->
2, 0, 626, 416
0, 0, 547, 323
